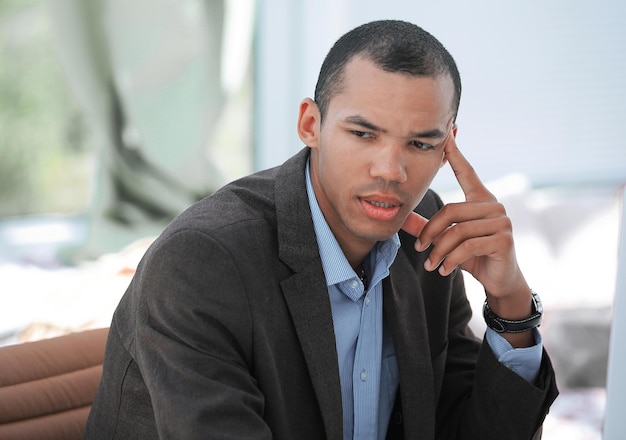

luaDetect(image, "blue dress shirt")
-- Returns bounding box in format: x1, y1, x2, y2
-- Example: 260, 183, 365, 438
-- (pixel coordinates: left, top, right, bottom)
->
304, 162, 542, 439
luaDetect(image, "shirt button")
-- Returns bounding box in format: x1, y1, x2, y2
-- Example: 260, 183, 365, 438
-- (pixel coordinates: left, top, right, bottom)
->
360, 370, 368, 381
350, 280, 359, 289
364, 296, 371, 305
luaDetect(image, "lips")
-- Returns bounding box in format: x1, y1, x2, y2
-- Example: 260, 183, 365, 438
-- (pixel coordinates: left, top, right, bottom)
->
361, 196, 403, 221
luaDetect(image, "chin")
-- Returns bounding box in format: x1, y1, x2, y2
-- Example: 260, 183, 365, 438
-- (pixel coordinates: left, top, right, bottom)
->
357, 225, 399, 243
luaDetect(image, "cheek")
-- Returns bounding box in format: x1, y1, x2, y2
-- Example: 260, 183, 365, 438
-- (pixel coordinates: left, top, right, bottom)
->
316, 152, 350, 198
415, 155, 443, 178
406, 159, 442, 194
318, 144, 363, 182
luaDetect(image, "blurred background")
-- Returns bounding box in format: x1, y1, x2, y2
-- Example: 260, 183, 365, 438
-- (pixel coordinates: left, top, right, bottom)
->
1, 0, 625, 438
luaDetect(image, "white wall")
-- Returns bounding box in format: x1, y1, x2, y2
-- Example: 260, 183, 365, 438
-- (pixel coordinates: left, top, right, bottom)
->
604, 188, 626, 439
254, 0, 626, 190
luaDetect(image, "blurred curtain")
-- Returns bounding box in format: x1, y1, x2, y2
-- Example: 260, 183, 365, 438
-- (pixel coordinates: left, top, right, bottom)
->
46, 0, 241, 259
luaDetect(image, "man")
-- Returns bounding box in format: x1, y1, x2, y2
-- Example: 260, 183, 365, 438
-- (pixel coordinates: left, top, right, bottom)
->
85, 20, 558, 439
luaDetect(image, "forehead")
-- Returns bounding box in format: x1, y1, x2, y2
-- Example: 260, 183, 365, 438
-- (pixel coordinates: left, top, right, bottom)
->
328, 57, 456, 129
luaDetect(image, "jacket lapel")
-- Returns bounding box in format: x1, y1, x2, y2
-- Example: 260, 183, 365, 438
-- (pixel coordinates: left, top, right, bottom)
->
275, 148, 344, 440
385, 249, 436, 438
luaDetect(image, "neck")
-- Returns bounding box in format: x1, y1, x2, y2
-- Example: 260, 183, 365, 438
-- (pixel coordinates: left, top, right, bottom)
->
345, 243, 374, 273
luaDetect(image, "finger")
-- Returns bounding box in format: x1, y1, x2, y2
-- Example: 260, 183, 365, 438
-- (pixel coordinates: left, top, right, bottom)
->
426, 234, 496, 275
418, 201, 506, 250
424, 216, 511, 271
401, 211, 429, 239
437, 231, 513, 277
444, 135, 494, 202
432, 236, 486, 277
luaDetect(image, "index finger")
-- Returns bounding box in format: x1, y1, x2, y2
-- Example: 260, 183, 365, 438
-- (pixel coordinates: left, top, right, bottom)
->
444, 134, 494, 201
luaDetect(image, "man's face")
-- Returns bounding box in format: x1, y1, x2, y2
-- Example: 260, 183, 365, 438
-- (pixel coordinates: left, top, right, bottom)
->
298, 56, 456, 258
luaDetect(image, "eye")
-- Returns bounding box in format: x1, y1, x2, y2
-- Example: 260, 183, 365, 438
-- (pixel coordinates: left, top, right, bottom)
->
409, 140, 435, 150
350, 130, 374, 139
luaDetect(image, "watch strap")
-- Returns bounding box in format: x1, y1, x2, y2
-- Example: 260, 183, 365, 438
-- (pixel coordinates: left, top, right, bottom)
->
483, 291, 543, 333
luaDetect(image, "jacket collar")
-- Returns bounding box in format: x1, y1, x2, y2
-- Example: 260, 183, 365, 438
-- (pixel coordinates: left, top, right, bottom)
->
275, 148, 344, 440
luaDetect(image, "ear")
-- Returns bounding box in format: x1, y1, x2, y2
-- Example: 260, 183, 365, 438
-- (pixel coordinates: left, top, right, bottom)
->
297, 98, 321, 149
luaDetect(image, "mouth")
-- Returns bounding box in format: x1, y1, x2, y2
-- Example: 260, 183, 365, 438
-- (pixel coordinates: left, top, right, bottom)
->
360, 196, 403, 221
366, 200, 397, 209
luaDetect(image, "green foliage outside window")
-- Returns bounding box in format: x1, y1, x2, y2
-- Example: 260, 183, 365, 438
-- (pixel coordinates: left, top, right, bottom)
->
0, 0, 93, 216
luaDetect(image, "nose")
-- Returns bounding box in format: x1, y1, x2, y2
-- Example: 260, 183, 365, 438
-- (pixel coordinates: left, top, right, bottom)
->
369, 143, 408, 184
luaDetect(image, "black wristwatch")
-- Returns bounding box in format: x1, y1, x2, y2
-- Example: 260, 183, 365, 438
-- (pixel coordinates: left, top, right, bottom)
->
483, 291, 543, 333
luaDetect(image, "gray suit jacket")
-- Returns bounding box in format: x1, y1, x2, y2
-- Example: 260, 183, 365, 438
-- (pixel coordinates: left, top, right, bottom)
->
85, 148, 558, 439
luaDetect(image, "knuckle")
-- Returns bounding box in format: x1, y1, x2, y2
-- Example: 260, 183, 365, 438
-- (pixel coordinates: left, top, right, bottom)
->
452, 221, 471, 238
458, 238, 477, 254
495, 215, 512, 231
485, 202, 507, 219
494, 230, 514, 248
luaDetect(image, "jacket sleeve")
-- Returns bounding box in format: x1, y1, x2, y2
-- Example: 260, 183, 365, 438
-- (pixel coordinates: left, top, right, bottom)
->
434, 258, 558, 439
414, 190, 559, 439
127, 229, 272, 439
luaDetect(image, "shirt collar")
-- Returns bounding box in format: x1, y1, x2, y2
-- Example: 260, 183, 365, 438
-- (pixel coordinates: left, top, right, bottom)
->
305, 160, 400, 288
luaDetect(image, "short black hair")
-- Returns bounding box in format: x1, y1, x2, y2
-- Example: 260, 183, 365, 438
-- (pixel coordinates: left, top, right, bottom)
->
314, 20, 462, 122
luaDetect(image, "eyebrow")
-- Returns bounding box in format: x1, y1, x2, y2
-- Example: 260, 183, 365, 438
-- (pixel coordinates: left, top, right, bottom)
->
343, 114, 446, 139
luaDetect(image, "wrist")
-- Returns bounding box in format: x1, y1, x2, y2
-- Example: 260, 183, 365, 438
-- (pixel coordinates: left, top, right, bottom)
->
483, 290, 543, 334
485, 277, 533, 319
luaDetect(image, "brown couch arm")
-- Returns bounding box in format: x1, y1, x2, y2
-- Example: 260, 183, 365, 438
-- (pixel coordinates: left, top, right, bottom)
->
0, 328, 109, 440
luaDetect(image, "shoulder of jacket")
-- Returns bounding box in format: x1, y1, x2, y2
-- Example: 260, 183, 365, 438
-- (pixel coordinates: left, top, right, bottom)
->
415, 189, 444, 218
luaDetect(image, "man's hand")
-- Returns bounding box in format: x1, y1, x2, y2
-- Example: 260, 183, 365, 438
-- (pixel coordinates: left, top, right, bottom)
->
402, 134, 534, 347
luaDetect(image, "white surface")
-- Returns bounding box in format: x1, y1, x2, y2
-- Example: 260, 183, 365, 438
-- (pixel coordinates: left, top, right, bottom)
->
603, 188, 626, 439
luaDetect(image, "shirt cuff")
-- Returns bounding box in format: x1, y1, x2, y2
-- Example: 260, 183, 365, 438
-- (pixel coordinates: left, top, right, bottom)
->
485, 327, 543, 383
